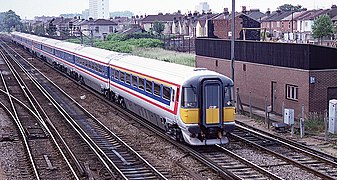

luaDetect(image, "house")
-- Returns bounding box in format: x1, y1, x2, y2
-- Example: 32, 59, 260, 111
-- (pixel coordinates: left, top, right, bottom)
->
212, 9, 261, 40
296, 9, 330, 43
195, 38, 337, 117
195, 12, 220, 37
79, 19, 118, 40
140, 14, 183, 34
113, 16, 139, 33
47, 17, 74, 36
261, 10, 293, 39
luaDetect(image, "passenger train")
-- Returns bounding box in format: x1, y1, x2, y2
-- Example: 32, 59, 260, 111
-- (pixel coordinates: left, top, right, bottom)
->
11, 32, 235, 145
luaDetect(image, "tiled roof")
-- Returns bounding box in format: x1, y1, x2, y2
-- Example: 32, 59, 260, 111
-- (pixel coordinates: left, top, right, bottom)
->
282, 11, 305, 21
262, 11, 293, 22
81, 19, 118, 26
332, 14, 337, 21
247, 11, 266, 21
297, 9, 329, 20
141, 14, 184, 23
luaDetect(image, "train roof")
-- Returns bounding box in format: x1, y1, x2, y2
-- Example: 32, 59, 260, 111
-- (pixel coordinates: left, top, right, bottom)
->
12, 32, 230, 86
75, 46, 119, 65
115, 55, 221, 85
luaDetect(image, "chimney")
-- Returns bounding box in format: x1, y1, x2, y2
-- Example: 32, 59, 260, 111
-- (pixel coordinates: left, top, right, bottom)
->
188, 11, 192, 17
224, 8, 229, 15
332, 5, 337, 8
242, 6, 247, 13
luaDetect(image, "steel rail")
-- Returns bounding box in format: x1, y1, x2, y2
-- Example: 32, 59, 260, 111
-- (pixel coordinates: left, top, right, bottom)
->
0, 70, 40, 180
0, 42, 81, 179
6, 38, 168, 180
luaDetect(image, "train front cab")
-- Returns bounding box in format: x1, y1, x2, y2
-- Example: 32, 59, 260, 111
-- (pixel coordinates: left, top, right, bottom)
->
179, 76, 235, 145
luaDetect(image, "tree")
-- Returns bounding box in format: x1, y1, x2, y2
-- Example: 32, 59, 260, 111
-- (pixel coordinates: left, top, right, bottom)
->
152, 21, 165, 35
312, 14, 335, 44
277, 4, 304, 12
0, 10, 22, 32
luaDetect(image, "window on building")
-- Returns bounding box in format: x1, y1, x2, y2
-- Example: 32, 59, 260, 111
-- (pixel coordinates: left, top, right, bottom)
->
286, 84, 298, 101
95, 26, 99, 33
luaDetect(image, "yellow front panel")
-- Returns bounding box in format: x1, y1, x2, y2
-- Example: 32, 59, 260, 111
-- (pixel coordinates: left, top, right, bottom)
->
206, 108, 220, 124
223, 107, 235, 122
180, 108, 199, 124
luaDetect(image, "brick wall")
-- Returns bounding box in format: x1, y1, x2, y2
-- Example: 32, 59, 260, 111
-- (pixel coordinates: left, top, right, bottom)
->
309, 71, 337, 112
213, 16, 242, 39
196, 55, 311, 118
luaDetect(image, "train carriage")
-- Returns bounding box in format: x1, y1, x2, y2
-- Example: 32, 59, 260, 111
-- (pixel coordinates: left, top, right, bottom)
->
11, 32, 236, 146
74, 47, 117, 94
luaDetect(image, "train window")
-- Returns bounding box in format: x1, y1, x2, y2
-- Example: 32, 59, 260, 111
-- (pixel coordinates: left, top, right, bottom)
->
120, 72, 125, 82
145, 80, 152, 93
114, 70, 119, 80
125, 73, 131, 85
132, 75, 138, 87
55, 50, 63, 58
154, 83, 161, 96
64, 53, 73, 62
182, 87, 198, 108
224, 86, 233, 106
163, 86, 171, 100
94, 63, 98, 71
110, 68, 114, 80
139, 78, 145, 90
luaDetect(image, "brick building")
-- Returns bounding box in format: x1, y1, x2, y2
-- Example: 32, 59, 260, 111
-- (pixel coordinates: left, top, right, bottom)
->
212, 11, 260, 40
195, 38, 337, 118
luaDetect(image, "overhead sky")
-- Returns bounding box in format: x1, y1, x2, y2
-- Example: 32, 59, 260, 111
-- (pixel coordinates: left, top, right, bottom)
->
1, 0, 336, 20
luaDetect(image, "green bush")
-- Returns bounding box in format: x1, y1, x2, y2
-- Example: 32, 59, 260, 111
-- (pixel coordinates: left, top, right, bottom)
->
128, 38, 163, 48
132, 47, 195, 66
106, 34, 127, 41
95, 41, 132, 53
125, 32, 158, 39
305, 112, 325, 133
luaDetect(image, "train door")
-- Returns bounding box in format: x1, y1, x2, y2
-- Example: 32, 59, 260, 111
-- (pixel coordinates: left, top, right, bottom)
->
201, 80, 223, 127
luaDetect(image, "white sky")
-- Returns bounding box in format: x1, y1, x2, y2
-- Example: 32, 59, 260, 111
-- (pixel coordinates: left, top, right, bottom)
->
0, 0, 336, 20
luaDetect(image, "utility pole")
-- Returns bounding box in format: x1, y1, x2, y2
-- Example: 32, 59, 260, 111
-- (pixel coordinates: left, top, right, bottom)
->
231, 0, 235, 82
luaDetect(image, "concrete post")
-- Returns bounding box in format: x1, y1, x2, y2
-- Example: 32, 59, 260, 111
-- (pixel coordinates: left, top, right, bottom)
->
300, 118, 304, 138
325, 110, 329, 141
264, 96, 267, 124
249, 91, 252, 118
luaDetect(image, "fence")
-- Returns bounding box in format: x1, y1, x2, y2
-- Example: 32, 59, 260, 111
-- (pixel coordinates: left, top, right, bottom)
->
161, 35, 195, 53
196, 38, 337, 70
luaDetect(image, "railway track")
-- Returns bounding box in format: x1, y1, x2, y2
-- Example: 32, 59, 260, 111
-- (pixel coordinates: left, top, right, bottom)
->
0, 43, 79, 179
1, 38, 168, 179
230, 123, 337, 179
6, 34, 337, 179
4, 37, 287, 179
